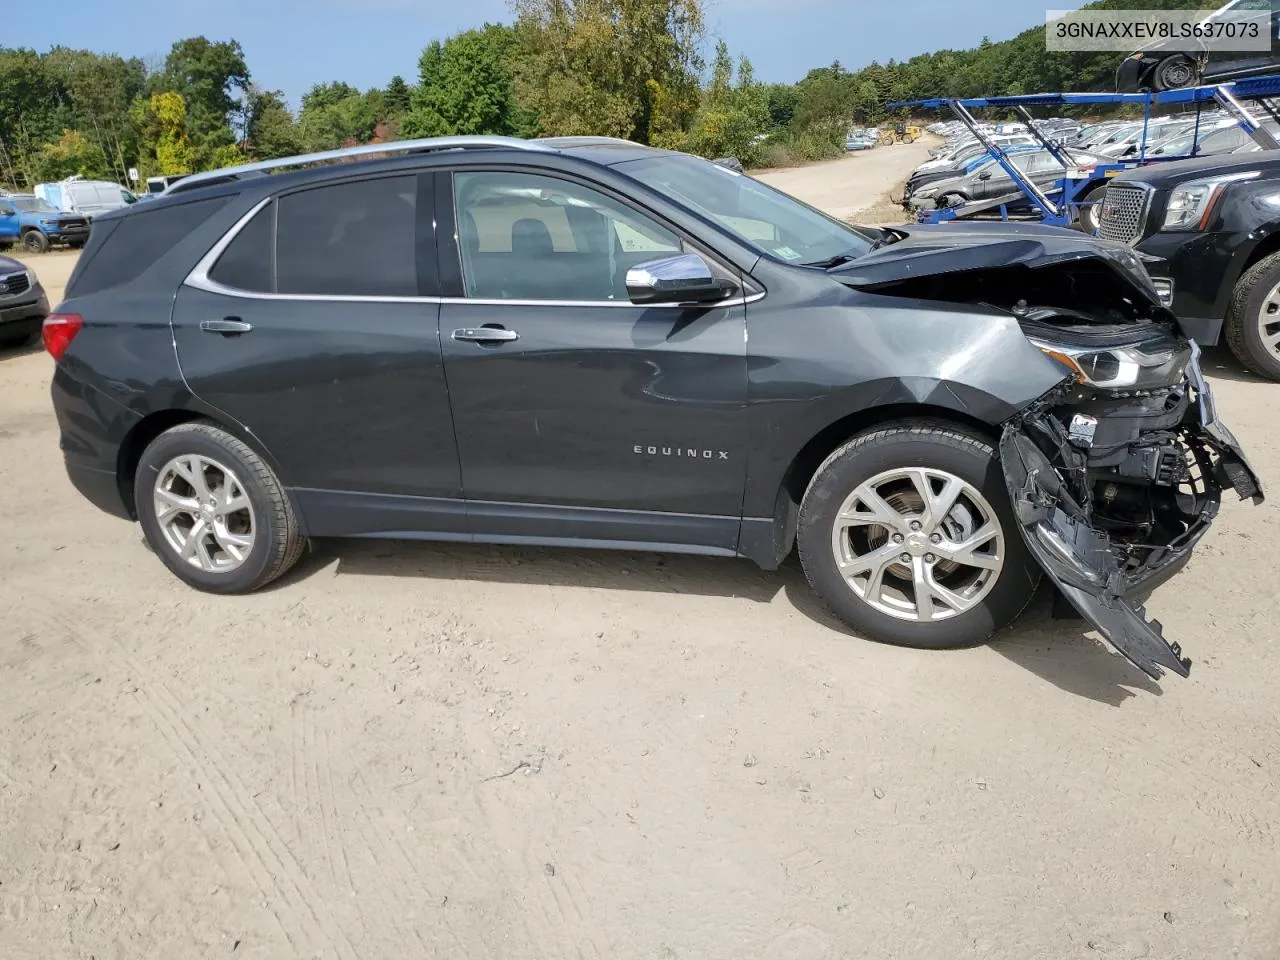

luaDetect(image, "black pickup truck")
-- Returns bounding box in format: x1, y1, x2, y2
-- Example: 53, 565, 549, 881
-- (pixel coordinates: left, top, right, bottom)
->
1097, 151, 1280, 380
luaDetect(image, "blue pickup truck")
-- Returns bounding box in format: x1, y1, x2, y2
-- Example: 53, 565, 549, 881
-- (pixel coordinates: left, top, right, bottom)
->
0, 193, 91, 253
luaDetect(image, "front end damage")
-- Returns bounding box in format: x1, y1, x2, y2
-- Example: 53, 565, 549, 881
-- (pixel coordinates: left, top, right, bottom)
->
834, 223, 1265, 679
1001, 338, 1262, 679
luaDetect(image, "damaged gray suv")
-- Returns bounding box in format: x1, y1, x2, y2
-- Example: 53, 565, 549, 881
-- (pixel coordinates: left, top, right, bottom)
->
46, 136, 1263, 680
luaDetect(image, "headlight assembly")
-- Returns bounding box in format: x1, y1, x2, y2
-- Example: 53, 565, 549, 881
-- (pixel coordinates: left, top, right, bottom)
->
1160, 171, 1259, 232
1028, 336, 1191, 390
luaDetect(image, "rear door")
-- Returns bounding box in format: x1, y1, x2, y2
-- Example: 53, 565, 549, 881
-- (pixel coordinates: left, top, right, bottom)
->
172, 172, 464, 535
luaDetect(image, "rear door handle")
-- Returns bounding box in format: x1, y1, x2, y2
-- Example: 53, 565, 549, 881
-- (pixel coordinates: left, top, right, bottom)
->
452, 326, 519, 343
200, 318, 253, 335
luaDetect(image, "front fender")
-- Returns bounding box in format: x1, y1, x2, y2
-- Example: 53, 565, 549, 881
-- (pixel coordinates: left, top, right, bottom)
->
742, 294, 1068, 518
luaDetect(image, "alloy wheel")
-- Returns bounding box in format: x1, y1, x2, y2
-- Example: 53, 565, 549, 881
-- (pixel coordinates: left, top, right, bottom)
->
153, 454, 256, 573
1257, 281, 1280, 361
829, 467, 1005, 622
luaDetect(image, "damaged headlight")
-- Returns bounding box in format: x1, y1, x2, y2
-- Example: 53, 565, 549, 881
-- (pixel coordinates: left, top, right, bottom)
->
1027, 336, 1191, 390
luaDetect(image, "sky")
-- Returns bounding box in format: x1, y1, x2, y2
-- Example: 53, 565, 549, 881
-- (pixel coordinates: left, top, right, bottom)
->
12, 0, 1091, 110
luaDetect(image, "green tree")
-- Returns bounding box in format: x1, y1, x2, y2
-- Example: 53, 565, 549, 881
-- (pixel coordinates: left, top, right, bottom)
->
511, 0, 704, 143
244, 87, 302, 159
404, 24, 533, 138
153, 37, 250, 167
36, 128, 110, 181
298, 83, 381, 150
384, 75, 411, 119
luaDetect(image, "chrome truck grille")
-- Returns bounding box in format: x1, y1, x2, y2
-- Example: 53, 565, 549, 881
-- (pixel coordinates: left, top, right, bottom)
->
1097, 183, 1149, 245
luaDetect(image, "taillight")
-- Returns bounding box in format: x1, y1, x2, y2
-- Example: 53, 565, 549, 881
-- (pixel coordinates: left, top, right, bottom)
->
42, 312, 83, 362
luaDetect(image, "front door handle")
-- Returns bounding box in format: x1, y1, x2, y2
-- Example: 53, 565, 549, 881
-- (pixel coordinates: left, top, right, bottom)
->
200, 318, 254, 335
452, 326, 519, 344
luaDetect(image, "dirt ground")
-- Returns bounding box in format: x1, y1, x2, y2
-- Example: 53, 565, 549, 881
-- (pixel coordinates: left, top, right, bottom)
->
2, 144, 1279, 960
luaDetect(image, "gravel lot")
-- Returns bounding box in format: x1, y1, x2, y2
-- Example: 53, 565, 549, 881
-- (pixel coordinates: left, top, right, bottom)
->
2, 144, 1278, 960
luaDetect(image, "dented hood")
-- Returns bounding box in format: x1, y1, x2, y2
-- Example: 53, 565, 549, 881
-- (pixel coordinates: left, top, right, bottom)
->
833, 222, 1165, 311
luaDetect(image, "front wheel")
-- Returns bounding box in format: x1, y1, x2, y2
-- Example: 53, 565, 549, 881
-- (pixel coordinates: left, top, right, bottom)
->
22, 230, 50, 254
1225, 250, 1280, 380
1074, 184, 1108, 235
134, 422, 306, 593
797, 423, 1042, 649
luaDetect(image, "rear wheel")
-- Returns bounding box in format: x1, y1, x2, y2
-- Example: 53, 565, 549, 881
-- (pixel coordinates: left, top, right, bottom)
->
134, 422, 305, 593
1153, 54, 1197, 91
22, 230, 49, 254
797, 423, 1041, 649
1225, 251, 1280, 380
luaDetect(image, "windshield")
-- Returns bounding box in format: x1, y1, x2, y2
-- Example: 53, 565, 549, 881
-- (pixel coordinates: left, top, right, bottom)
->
622, 153, 874, 265
12, 196, 59, 214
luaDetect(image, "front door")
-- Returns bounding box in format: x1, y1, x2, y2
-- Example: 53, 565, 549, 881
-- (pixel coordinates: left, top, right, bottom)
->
172, 173, 464, 536
0, 201, 18, 246
438, 168, 749, 552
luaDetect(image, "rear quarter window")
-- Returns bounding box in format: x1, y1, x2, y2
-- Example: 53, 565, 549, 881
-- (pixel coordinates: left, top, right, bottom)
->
67, 195, 233, 298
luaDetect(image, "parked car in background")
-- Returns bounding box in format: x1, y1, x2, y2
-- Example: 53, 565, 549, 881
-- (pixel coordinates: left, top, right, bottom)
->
137, 174, 190, 201
0, 253, 49, 349
1099, 148, 1280, 380
909, 149, 1108, 210
45, 134, 1263, 680
0, 193, 90, 253
913, 135, 1037, 174
1116, 0, 1280, 91
35, 177, 137, 220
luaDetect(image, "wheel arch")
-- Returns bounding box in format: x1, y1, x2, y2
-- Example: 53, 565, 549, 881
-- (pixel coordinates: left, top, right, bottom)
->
115, 408, 305, 531
1216, 226, 1280, 319
739, 401, 1001, 570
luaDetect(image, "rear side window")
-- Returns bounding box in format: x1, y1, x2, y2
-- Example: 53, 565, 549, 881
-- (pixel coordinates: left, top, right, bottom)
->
67, 196, 232, 298
276, 176, 417, 296
209, 202, 273, 293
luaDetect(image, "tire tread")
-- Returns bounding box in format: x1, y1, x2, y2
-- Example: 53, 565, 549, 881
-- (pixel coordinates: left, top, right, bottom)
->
1226, 250, 1280, 380
141, 421, 303, 591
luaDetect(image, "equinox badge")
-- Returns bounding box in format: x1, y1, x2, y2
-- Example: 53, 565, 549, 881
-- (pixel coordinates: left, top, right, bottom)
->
634, 444, 730, 461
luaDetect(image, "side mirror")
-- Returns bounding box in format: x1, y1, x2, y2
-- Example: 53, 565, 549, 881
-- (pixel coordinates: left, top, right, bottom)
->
978, 171, 992, 180
626, 253, 735, 305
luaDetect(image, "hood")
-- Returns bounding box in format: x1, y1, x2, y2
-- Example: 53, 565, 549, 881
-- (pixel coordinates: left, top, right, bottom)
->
0, 254, 26, 275
831, 222, 1166, 313
1112, 150, 1280, 188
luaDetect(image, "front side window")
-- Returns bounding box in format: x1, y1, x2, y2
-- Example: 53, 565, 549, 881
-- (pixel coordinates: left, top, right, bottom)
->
12, 197, 59, 214
621, 153, 873, 266
453, 170, 682, 301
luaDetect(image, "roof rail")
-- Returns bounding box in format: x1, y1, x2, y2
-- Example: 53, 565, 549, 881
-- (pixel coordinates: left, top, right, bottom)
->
164, 135, 556, 196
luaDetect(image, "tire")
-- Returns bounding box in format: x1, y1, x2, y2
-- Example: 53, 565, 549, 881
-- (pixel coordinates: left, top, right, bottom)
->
1225, 250, 1280, 380
22, 230, 49, 254
1073, 184, 1108, 235
797, 422, 1042, 649
1153, 54, 1196, 91
902, 135, 915, 144
937, 193, 964, 209
134, 422, 305, 593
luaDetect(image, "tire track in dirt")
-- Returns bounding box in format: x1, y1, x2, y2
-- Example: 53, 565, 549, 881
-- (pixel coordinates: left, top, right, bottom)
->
141, 680, 361, 960
38, 609, 361, 960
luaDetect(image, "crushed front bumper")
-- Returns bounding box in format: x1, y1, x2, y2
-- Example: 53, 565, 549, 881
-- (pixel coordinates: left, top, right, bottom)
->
1000, 345, 1263, 680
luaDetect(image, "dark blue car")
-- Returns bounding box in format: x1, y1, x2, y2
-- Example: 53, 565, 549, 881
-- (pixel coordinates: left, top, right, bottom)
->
0, 194, 90, 253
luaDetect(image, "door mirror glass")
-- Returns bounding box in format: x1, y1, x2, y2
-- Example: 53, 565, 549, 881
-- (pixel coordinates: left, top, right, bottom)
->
625, 253, 734, 305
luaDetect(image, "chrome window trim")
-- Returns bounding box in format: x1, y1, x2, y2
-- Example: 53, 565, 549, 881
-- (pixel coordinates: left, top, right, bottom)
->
185, 192, 766, 308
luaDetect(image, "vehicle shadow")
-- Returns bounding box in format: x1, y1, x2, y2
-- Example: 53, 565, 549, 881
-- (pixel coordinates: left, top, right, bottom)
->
0, 338, 42, 363
294, 540, 1163, 704
1199, 344, 1270, 385
984, 583, 1163, 706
